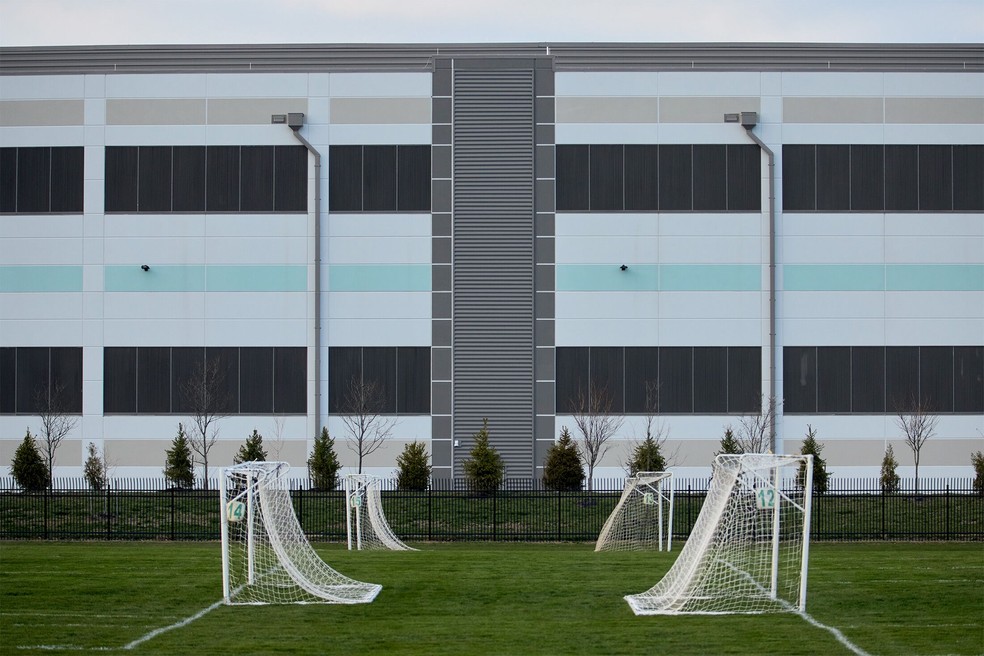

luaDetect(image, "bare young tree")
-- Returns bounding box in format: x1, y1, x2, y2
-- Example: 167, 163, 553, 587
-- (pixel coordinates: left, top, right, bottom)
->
734, 395, 778, 453
35, 382, 79, 489
339, 376, 396, 474
570, 382, 623, 491
895, 397, 939, 495
181, 357, 231, 489
624, 380, 677, 475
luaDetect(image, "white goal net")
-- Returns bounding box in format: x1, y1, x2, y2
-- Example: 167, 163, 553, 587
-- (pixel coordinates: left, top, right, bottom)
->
595, 471, 674, 552
626, 453, 813, 615
220, 461, 381, 605
344, 474, 416, 551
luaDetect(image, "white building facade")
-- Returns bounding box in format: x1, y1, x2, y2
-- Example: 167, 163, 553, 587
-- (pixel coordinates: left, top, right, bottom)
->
0, 44, 981, 482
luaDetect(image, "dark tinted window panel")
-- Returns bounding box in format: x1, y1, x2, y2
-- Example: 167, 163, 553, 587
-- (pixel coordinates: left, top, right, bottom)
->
589, 145, 623, 211
0, 348, 15, 413
172, 146, 206, 212
918, 145, 952, 211
274, 145, 308, 212
397, 346, 430, 414
658, 145, 692, 211
693, 346, 727, 412
206, 146, 240, 212
555, 347, 589, 413
692, 145, 727, 211
782, 145, 815, 211
49, 347, 82, 413
273, 347, 306, 414
852, 347, 885, 412
817, 347, 851, 413
624, 346, 659, 413
170, 347, 203, 414
556, 145, 589, 211
590, 347, 624, 413
328, 146, 362, 211
363, 146, 397, 212
15, 347, 48, 414
137, 347, 170, 413
953, 346, 983, 412
103, 347, 136, 413
952, 145, 984, 211
623, 145, 659, 211
105, 147, 139, 212
49, 147, 84, 213
919, 346, 953, 412
397, 145, 431, 211
240, 146, 274, 212
886, 346, 919, 412
783, 346, 816, 413
658, 347, 692, 413
816, 145, 850, 211
362, 346, 396, 413
0, 149, 16, 213
728, 347, 761, 413
208, 347, 240, 414
727, 145, 761, 211
885, 145, 919, 211
850, 145, 884, 211
240, 347, 274, 413
328, 347, 363, 413
17, 148, 50, 213
137, 146, 172, 212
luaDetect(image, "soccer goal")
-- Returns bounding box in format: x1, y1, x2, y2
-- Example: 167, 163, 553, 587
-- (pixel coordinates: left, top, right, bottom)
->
344, 474, 416, 551
625, 453, 813, 615
220, 461, 381, 605
595, 471, 674, 552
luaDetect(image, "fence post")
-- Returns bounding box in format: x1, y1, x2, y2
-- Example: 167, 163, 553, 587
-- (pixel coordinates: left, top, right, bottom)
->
880, 484, 886, 539
492, 488, 497, 542
170, 486, 175, 541
106, 484, 112, 539
43, 489, 49, 540
557, 488, 562, 542
427, 485, 432, 542
945, 484, 950, 539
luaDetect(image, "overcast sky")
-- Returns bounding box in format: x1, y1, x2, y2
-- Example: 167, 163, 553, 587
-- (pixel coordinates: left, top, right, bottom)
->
0, 0, 981, 47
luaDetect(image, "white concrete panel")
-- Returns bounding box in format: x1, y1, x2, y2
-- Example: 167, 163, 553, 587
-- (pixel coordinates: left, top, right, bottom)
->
886, 236, 984, 263
327, 124, 431, 145
82, 380, 103, 415
555, 317, 660, 346
104, 237, 206, 264
82, 317, 103, 346
555, 213, 657, 237
204, 292, 307, 320
783, 318, 886, 345
85, 144, 105, 179
81, 285, 103, 318
103, 319, 205, 345
885, 318, 984, 345
555, 291, 659, 319
0, 215, 84, 239
883, 72, 984, 97
0, 294, 83, 320
555, 236, 659, 264
554, 123, 660, 143
0, 319, 83, 344
84, 125, 106, 146
779, 123, 887, 144
104, 214, 206, 238
204, 72, 309, 97
659, 318, 761, 346
103, 292, 205, 319
659, 213, 762, 237
303, 97, 331, 126
0, 126, 84, 146
782, 213, 885, 237
0, 75, 85, 99
659, 292, 761, 319
780, 72, 885, 97
205, 125, 298, 145
882, 124, 984, 143
328, 72, 431, 97
205, 319, 307, 346
658, 236, 761, 264
104, 125, 207, 145
555, 72, 660, 97
326, 213, 431, 237
106, 74, 207, 98
783, 235, 885, 263
205, 237, 309, 265
325, 319, 430, 346
782, 292, 886, 319
84, 75, 105, 99
326, 236, 431, 264
205, 214, 308, 238
656, 123, 747, 143
658, 72, 762, 96
885, 214, 984, 238
326, 292, 430, 319
0, 238, 82, 265
885, 291, 984, 319
84, 181, 105, 216
307, 73, 331, 97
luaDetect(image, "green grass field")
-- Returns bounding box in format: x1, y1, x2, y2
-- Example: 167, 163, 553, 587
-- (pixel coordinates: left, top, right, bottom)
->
1, 541, 981, 655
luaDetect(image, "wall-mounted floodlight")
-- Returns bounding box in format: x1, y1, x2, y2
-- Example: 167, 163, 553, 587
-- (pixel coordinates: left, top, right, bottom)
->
723, 112, 758, 129
271, 114, 287, 124
140, 264, 150, 272
724, 113, 741, 123
620, 264, 628, 271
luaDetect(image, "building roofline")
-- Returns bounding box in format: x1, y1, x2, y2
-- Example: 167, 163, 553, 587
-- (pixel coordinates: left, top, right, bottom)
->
1, 42, 982, 75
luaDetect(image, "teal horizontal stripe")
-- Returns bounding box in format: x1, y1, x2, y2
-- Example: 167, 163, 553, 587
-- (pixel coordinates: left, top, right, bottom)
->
329, 265, 431, 292
105, 265, 205, 292
207, 266, 307, 292
556, 264, 759, 291
785, 264, 984, 292
887, 264, 984, 291
0, 266, 82, 292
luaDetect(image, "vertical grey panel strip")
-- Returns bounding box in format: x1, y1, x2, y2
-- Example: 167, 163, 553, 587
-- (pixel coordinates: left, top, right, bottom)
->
452, 64, 536, 477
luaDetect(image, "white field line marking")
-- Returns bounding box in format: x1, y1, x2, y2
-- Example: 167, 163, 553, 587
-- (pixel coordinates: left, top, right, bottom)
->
796, 610, 872, 656
121, 600, 224, 651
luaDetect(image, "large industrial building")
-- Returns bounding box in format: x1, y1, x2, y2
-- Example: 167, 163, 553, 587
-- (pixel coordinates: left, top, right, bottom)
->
1, 43, 981, 482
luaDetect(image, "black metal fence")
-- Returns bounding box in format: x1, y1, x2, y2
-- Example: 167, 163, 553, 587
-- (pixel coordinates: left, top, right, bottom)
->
0, 477, 980, 542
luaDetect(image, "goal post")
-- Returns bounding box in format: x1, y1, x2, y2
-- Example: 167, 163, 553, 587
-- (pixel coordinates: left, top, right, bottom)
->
595, 471, 674, 552
220, 461, 382, 605
625, 453, 813, 615
344, 474, 416, 551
